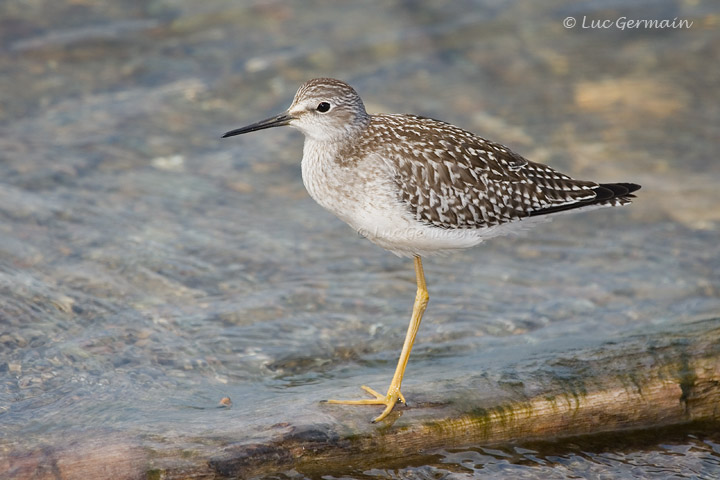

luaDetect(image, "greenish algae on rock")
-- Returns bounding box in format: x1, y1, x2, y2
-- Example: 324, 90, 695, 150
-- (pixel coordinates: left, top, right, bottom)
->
196, 318, 719, 479
3, 323, 719, 479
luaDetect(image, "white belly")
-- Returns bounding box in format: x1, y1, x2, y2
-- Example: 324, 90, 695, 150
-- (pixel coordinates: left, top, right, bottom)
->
300, 143, 501, 257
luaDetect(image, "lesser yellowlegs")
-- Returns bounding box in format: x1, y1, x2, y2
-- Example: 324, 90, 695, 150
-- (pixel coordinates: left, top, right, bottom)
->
222, 78, 640, 422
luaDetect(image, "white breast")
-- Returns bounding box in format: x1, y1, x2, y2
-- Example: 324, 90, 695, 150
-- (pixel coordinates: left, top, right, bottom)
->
300, 139, 521, 257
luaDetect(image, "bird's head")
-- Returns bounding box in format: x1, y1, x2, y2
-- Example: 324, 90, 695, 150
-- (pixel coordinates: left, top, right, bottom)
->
222, 78, 369, 143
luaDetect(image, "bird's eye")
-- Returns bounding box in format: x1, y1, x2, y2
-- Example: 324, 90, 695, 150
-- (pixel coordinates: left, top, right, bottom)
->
316, 102, 331, 113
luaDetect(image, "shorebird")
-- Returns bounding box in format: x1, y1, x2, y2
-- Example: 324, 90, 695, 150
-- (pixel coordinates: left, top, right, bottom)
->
222, 78, 640, 422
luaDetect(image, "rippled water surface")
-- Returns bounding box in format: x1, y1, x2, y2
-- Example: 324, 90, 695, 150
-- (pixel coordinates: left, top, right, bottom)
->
337, 425, 720, 479
1, 0, 719, 478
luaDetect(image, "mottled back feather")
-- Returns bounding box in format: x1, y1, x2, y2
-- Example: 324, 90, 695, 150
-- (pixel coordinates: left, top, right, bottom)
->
343, 113, 635, 229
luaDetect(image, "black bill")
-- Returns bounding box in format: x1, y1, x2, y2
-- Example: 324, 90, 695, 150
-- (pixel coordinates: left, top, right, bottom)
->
221, 112, 294, 138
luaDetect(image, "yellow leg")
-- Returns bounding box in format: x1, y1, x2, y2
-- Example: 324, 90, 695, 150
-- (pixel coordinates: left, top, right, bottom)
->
326, 256, 429, 422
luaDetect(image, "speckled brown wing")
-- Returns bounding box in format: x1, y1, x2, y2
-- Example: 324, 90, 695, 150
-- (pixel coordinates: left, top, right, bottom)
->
365, 114, 609, 230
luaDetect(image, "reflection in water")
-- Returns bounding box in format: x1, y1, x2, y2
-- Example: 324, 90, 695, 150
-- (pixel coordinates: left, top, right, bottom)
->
434, 427, 720, 480
431, 440, 720, 479
321, 425, 720, 479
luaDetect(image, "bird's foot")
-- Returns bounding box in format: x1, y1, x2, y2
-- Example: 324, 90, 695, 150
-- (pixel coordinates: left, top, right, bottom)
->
324, 385, 405, 422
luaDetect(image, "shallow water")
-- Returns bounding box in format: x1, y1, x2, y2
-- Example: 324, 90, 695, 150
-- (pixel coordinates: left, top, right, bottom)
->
323, 424, 720, 479
1, 0, 719, 478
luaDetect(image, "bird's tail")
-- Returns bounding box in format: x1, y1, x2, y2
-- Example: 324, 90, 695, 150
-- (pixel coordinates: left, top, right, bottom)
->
529, 183, 641, 217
